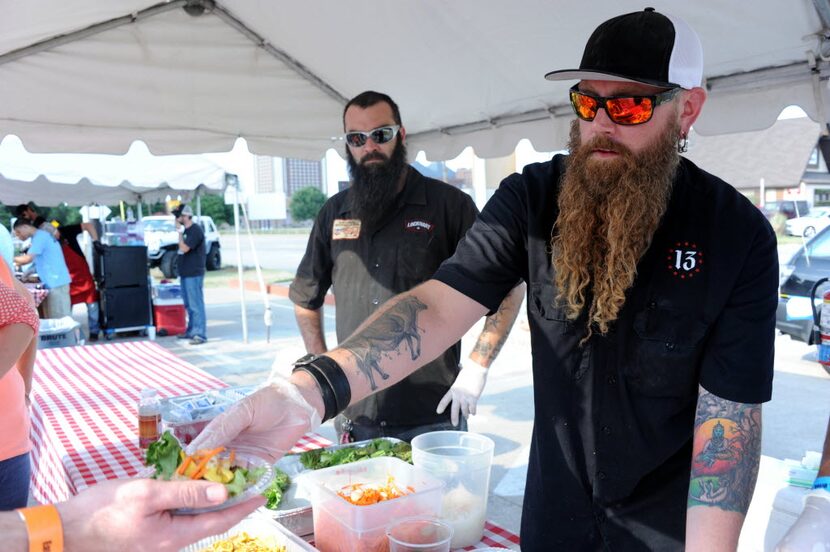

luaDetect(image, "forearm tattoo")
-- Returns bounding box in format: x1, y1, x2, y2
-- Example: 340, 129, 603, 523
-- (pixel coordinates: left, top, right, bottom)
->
341, 297, 428, 390
688, 389, 762, 513
471, 304, 509, 365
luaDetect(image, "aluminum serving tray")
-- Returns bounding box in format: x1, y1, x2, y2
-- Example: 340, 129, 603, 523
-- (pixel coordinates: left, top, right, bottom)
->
257, 437, 406, 537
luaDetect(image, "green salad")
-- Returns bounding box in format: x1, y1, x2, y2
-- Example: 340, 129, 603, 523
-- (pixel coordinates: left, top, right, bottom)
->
145, 430, 266, 498
299, 438, 412, 470
262, 467, 291, 509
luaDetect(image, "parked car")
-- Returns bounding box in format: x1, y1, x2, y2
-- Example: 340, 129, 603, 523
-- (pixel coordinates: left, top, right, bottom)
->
761, 200, 810, 221
776, 225, 830, 343
785, 207, 830, 237
142, 215, 222, 278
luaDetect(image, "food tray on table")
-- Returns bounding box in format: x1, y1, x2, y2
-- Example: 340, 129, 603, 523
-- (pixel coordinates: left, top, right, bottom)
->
257, 437, 411, 537
160, 385, 256, 444
180, 516, 317, 552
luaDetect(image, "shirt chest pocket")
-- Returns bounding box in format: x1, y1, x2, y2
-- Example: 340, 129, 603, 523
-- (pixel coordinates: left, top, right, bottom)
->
626, 306, 709, 397
529, 283, 574, 333
395, 232, 441, 286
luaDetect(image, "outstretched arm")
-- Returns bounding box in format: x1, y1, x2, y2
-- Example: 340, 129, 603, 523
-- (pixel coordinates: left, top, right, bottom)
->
686, 386, 762, 551
294, 304, 328, 355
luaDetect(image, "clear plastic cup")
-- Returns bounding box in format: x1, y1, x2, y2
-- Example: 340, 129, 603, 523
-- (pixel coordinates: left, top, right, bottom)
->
411, 431, 494, 548
386, 517, 453, 552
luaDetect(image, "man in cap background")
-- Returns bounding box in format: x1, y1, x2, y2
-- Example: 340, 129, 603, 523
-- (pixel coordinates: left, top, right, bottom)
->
190, 8, 777, 550
173, 204, 207, 345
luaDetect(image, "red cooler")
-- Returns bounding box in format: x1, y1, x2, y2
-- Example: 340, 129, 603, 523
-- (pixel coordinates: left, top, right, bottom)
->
153, 298, 187, 336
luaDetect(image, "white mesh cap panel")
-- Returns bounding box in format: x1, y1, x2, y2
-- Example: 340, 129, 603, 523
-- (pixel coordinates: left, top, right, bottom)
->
665, 12, 704, 89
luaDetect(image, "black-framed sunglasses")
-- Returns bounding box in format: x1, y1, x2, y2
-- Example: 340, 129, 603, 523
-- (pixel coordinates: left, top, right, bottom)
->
569, 85, 682, 125
344, 125, 401, 147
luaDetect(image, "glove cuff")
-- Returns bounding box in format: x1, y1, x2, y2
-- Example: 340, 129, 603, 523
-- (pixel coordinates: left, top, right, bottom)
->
266, 375, 322, 431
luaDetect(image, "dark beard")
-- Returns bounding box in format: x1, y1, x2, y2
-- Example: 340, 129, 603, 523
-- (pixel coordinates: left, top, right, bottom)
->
551, 118, 681, 336
346, 138, 408, 230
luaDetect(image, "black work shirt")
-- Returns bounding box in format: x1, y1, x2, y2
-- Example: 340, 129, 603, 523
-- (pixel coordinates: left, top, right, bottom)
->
178, 222, 205, 278
433, 155, 777, 551
290, 167, 479, 426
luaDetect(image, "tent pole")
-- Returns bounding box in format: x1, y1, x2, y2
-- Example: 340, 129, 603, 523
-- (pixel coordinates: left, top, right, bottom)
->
233, 185, 248, 343
239, 200, 272, 343
196, 192, 202, 217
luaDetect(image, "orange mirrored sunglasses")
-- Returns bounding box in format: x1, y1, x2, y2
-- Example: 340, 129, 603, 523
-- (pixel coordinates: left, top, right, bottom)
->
569, 85, 681, 125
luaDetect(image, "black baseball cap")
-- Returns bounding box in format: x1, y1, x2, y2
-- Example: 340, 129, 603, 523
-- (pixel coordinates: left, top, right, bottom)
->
545, 8, 703, 90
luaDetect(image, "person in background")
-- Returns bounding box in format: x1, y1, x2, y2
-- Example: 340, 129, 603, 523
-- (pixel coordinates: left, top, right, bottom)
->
190, 8, 778, 551
172, 204, 207, 345
289, 90, 525, 442
776, 415, 830, 551
0, 222, 13, 271
56, 222, 102, 341
14, 203, 57, 238
2, 477, 263, 551
0, 258, 38, 510
13, 218, 72, 319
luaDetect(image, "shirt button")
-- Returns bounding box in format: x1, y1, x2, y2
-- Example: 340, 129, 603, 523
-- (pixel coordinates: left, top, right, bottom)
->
372, 299, 379, 305
374, 263, 380, 268
665, 342, 675, 351
607, 375, 617, 385
597, 471, 607, 480
647, 301, 657, 310
602, 426, 611, 435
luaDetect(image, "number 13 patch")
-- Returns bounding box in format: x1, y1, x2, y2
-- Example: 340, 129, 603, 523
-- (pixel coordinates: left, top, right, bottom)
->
666, 241, 703, 279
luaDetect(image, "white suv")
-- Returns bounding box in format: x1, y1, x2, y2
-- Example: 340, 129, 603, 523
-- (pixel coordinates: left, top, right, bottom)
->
142, 215, 221, 278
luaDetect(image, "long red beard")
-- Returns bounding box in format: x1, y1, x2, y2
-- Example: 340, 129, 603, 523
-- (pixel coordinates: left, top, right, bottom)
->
552, 119, 680, 337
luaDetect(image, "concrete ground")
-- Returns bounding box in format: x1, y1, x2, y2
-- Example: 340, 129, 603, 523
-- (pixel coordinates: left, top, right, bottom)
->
71, 280, 830, 543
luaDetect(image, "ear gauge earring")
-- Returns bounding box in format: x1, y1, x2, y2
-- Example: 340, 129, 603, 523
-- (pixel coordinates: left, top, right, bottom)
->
677, 132, 689, 153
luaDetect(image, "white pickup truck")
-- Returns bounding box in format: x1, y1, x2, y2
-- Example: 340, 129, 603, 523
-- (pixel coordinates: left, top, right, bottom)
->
142, 215, 222, 278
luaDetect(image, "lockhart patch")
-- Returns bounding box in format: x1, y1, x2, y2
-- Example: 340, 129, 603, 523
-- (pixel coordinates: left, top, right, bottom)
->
332, 218, 361, 240
404, 219, 434, 233
666, 241, 703, 279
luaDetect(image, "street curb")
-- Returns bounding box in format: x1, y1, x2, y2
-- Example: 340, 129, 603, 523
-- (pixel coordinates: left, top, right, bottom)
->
228, 279, 335, 305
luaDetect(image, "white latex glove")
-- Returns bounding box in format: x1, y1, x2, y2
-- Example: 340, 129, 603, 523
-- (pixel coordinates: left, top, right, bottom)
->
186, 376, 321, 463
436, 361, 489, 427
775, 489, 830, 552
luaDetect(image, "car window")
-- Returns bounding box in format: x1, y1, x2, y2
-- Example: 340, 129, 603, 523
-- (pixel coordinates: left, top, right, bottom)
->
806, 230, 830, 258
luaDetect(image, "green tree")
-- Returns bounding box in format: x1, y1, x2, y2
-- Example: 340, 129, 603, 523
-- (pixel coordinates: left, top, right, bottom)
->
197, 193, 233, 225
289, 187, 327, 222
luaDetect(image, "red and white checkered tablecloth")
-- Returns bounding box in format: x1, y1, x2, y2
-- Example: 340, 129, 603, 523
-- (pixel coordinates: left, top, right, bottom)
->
23, 283, 49, 307
28, 341, 331, 504
458, 521, 521, 550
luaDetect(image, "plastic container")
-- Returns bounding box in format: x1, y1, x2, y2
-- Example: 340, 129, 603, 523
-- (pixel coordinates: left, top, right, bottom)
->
180, 516, 317, 552
386, 517, 453, 552
160, 386, 255, 445
411, 431, 494, 548
299, 457, 444, 552
173, 453, 274, 515
153, 283, 182, 302
38, 316, 82, 349
138, 388, 162, 449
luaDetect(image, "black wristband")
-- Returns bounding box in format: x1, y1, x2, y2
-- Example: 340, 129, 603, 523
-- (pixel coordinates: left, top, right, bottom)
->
308, 355, 351, 415
292, 355, 350, 423
292, 362, 337, 423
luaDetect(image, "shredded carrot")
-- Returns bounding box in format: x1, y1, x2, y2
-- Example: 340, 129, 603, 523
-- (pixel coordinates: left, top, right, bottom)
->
189, 446, 226, 480
229, 449, 235, 465
176, 455, 193, 476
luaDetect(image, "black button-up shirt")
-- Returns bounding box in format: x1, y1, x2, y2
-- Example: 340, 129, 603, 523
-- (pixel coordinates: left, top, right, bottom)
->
434, 155, 777, 550
290, 167, 479, 426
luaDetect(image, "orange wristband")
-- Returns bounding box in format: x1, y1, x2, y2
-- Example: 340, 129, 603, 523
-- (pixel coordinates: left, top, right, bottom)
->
16, 504, 63, 552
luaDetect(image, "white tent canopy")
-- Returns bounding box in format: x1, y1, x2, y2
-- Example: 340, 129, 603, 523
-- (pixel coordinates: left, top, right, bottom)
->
1, 1, 828, 161
0, 136, 227, 207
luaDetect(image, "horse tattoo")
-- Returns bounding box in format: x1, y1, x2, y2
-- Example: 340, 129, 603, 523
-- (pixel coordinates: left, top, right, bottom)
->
343, 297, 428, 390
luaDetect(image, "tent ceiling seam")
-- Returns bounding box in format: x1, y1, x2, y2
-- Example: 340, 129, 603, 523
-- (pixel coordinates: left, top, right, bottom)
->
0, 1, 187, 66
212, 3, 348, 106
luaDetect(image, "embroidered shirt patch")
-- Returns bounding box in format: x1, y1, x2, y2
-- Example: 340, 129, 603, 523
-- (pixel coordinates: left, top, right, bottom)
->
666, 241, 703, 279
404, 219, 434, 233
332, 219, 361, 240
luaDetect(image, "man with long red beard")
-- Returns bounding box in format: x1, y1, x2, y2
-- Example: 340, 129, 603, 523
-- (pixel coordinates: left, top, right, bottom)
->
289, 91, 525, 442
192, 9, 777, 551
